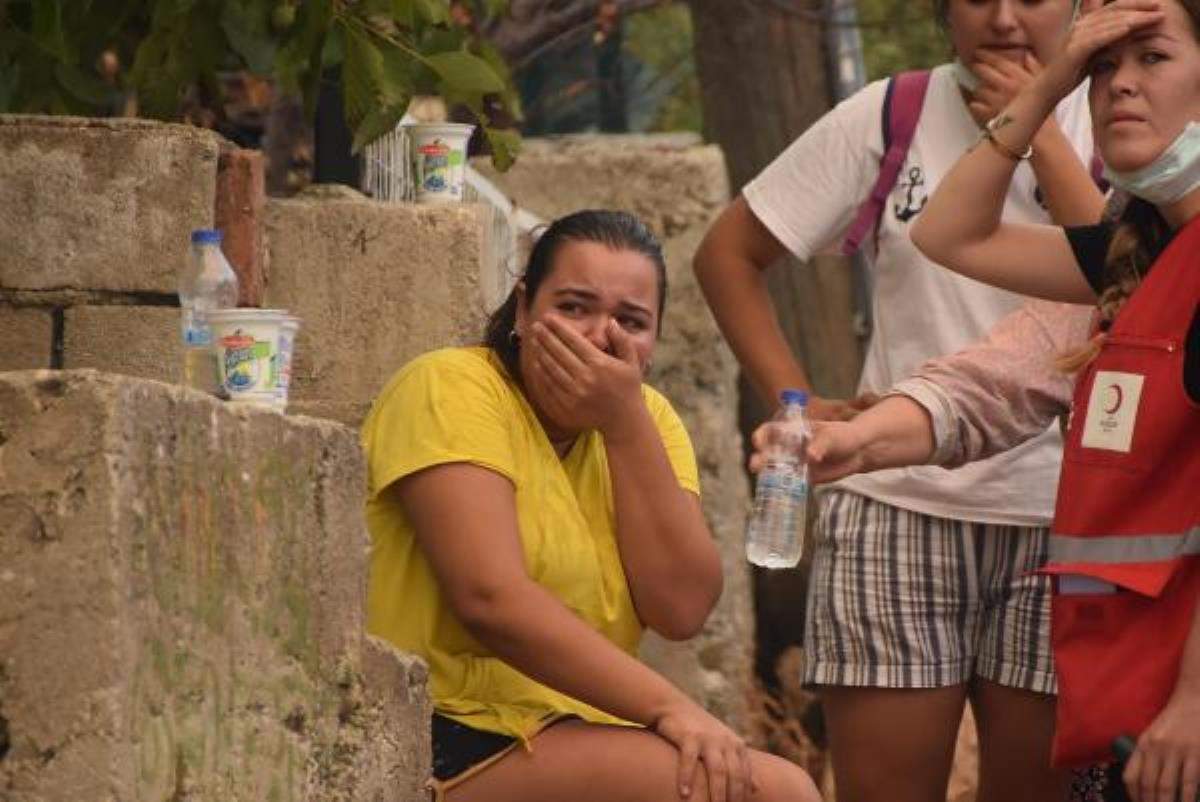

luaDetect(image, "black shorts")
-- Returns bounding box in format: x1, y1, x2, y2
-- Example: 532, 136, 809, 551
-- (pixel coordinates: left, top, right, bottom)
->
431, 713, 518, 782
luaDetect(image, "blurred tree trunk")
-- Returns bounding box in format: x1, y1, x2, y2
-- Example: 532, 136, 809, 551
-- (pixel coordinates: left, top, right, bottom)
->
689, 0, 866, 689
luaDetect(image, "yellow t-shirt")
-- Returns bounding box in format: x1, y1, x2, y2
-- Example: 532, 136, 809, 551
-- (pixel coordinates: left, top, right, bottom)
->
362, 347, 700, 740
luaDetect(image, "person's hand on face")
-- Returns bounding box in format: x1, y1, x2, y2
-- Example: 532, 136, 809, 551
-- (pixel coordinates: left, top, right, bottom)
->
967, 49, 1043, 126
1039, 0, 1166, 103
523, 312, 646, 437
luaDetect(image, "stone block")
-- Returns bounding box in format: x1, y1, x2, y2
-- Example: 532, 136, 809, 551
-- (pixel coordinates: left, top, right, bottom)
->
0, 370, 430, 801
215, 147, 267, 306
477, 135, 754, 733
0, 305, 54, 370
263, 197, 495, 428
0, 115, 221, 294
62, 305, 182, 385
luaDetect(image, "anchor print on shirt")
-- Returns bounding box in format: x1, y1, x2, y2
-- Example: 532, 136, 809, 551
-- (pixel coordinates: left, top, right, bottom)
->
894, 165, 928, 222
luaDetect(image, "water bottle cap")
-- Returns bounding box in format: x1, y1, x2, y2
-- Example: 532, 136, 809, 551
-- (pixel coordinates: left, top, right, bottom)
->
191, 228, 223, 244
780, 389, 808, 406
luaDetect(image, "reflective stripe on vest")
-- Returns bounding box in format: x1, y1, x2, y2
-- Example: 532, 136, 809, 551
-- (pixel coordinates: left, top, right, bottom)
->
1049, 526, 1200, 564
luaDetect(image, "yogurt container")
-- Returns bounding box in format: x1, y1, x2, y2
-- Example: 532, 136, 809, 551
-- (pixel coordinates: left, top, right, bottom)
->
208, 308, 289, 407
274, 315, 302, 410
407, 122, 474, 203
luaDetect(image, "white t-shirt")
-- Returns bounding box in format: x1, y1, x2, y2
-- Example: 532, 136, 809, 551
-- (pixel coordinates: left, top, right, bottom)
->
743, 63, 1094, 526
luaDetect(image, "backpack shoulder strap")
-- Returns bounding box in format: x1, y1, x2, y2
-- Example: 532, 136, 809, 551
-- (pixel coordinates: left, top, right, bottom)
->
841, 69, 933, 257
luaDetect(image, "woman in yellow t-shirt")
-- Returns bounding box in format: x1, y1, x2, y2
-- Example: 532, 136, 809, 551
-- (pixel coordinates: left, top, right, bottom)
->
363, 210, 819, 802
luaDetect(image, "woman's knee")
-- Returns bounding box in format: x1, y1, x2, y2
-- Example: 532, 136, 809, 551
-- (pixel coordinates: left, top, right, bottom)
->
749, 750, 822, 802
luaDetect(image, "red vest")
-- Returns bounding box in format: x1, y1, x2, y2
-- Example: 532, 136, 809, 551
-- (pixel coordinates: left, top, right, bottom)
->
1043, 216, 1200, 767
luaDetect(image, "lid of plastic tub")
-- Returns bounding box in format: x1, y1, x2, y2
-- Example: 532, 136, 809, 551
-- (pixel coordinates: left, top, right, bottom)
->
206, 308, 292, 319
191, 228, 223, 244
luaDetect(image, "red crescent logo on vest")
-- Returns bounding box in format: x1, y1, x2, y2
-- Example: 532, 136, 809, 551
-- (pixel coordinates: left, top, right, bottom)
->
1104, 383, 1124, 415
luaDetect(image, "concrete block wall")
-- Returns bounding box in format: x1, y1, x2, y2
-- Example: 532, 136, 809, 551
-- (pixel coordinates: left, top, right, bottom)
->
262, 196, 497, 426
0, 371, 430, 801
475, 134, 755, 734
0, 116, 500, 430
0, 115, 222, 385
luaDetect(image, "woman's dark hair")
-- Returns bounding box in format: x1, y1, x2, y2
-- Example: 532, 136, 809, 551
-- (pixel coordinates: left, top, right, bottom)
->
482, 209, 668, 379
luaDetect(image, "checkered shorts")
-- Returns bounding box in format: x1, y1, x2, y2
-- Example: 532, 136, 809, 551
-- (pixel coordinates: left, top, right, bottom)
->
802, 488, 1057, 694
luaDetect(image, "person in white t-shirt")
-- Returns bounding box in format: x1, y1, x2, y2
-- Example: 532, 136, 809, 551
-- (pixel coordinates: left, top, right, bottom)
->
693, 2, 1105, 801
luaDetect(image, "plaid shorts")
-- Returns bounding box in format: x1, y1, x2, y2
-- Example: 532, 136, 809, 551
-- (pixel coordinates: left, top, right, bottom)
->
802, 489, 1057, 694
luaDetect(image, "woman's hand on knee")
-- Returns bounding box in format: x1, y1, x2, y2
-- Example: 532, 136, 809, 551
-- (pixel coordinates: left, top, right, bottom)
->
653, 701, 754, 802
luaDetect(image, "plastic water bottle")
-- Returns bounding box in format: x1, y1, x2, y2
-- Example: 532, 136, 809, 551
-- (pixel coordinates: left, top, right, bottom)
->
180, 229, 238, 394
746, 389, 810, 568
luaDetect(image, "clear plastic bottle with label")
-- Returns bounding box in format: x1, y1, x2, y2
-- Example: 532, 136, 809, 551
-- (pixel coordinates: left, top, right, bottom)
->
179, 229, 239, 395
746, 389, 810, 569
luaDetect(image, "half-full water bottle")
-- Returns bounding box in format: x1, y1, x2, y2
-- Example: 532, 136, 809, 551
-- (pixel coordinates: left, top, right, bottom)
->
180, 229, 239, 394
746, 389, 810, 568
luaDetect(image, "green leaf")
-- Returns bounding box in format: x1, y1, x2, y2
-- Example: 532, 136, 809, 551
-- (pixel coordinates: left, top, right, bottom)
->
221, 0, 277, 74
54, 61, 114, 106
412, 0, 449, 25
377, 40, 415, 106
138, 74, 181, 119
129, 27, 169, 89
350, 101, 407, 153
274, 0, 332, 111
341, 21, 385, 126
0, 62, 21, 112
31, 0, 70, 60
482, 125, 520, 172
424, 49, 503, 94
359, 0, 394, 15
390, 0, 416, 29
477, 40, 521, 120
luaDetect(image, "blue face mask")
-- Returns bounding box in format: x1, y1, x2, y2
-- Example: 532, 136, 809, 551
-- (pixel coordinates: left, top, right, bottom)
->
1103, 122, 1200, 206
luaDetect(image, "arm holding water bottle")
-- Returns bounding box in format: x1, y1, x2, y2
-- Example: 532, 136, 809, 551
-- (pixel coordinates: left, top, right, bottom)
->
749, 299, 1091, 482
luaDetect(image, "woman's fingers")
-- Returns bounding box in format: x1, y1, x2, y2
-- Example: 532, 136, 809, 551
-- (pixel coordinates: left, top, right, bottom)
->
606, 319, 640, 368
677, 737, 701, 798
743, 742, 757, 794
1127, 739, 1157, 802
1152, 749, 1182, 802
702, 746, 728, 802
1180, 754, 1200, 802
534, 318, 589, 375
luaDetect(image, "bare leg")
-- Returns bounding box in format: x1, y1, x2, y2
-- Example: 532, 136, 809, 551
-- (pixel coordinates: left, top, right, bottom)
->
820, 684, 969, 802
970, 678, 1069, 802
445, 719, 820, 802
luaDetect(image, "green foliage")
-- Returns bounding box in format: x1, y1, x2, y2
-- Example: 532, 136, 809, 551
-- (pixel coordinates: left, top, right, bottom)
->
855, 0, 947, 81
623, 3, 701, 134
0, 0, 521, 169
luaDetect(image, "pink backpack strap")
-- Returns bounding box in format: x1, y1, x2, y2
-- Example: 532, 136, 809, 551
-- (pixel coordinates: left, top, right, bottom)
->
841, 70, 932, 257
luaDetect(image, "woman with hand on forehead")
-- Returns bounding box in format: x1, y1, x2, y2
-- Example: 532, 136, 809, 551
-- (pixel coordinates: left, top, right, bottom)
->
896, 1, 1200, 799
362, 210, 819, 802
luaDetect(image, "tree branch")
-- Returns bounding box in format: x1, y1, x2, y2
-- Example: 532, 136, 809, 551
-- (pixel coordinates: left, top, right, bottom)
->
486, 0, 666, 64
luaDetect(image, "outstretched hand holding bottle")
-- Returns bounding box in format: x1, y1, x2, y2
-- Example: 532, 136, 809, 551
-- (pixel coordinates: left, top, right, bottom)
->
745, 389, 810, 569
